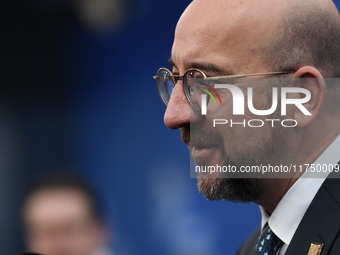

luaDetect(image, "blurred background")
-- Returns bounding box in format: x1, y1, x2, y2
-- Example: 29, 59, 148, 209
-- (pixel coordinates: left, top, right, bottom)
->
1, 0, 339, 254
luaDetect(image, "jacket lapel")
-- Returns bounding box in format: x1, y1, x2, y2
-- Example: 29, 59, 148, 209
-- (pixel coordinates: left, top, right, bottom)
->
285, 177, 340, 255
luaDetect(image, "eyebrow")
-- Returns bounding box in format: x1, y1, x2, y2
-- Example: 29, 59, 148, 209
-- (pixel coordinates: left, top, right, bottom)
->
168, 58, 177, 69
168, 58, 230, 75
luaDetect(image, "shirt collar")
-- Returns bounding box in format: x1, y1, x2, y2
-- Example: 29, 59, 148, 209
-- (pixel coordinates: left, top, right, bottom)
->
260, 135, 340, 246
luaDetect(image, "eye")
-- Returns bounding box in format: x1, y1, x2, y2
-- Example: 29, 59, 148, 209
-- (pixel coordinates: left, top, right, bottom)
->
190, 86, 195, 96
187, 71, 204, 79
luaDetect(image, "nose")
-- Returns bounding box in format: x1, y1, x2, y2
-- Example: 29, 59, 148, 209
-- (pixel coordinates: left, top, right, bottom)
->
164, 81, 201, 129
164, 80, 190, 129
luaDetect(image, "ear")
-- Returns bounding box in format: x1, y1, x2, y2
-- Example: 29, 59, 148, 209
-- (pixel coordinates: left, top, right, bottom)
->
291, 66, 326, 128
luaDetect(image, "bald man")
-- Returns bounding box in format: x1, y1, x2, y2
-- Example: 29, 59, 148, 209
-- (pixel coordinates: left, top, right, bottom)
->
154, 0, 340, 254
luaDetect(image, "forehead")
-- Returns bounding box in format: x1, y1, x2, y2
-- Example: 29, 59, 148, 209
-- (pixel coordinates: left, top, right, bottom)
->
25, 188, 93, 225
171, 0, 284, 73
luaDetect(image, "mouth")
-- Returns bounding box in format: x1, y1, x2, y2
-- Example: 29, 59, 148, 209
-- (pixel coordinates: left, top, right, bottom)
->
190, 145, 222, 162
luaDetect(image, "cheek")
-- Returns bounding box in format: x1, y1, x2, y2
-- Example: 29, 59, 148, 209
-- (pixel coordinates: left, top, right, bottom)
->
28, 235, 48, 252
202, 86, 278, 142
69, 223, 103, 253
245, 88, 275, 115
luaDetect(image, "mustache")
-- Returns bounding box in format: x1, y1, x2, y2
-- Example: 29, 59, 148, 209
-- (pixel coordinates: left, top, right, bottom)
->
180, 123, 223, 147
180, 124, 190, 144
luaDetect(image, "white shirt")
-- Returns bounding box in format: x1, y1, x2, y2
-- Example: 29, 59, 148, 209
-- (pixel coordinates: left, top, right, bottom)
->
260, 135, 340, 255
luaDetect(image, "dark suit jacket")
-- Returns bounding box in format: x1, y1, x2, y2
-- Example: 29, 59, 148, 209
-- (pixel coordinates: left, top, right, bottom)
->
237, 176, 340, 255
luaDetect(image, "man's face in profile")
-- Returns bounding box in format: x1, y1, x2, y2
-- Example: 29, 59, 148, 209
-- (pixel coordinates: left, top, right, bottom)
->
23, 188, 106, 255
164, 0, 291, 203
178, 80, 289, 202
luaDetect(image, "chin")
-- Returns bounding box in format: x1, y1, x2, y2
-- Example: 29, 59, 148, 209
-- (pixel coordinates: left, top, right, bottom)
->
197, 176, 266, 203
197, 175, 226, 201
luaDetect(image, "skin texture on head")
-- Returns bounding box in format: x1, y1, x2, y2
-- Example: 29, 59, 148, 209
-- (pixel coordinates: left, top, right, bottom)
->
166, 0, 295, 128
165, 0, 340, 213
23, 188, 108, 255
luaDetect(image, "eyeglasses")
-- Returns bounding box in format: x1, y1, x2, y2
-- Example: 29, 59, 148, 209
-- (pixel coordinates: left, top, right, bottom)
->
153, 68, 293, 110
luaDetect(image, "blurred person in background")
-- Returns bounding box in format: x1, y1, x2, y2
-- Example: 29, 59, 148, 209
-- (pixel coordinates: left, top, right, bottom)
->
21, 173, 113, 255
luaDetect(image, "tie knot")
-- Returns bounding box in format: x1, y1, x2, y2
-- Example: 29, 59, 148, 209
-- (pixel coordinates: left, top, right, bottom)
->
253, 224, 283, 255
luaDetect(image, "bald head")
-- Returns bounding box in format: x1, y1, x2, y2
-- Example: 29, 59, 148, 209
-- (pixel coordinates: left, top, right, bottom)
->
172, 0, 340, 76
172, 0, 286, 75
267, 0, 340, 76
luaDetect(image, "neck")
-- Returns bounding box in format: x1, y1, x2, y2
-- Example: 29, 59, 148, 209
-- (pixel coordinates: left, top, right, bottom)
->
255, 178, 298, 214
255, 130, 339, 214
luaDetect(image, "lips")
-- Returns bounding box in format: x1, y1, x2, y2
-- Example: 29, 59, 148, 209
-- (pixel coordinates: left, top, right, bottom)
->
191, 146, 215, 159
191, 145, 223, 165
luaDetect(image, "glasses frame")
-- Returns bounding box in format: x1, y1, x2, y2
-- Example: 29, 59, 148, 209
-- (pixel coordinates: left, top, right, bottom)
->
154, 67, 293, 110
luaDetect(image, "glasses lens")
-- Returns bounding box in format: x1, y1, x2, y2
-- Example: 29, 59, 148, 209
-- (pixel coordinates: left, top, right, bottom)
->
183, 70, 206, 110
157, 69, 174, 105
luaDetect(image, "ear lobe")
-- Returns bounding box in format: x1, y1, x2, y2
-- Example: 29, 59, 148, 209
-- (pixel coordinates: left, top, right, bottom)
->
291, 68, 326, 128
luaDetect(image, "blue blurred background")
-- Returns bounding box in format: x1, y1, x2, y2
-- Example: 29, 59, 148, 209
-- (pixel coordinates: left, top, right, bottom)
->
1, 0, 339, 254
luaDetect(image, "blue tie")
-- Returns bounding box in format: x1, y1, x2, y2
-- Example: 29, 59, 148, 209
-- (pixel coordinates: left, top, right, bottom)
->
253, 224, 283, 255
